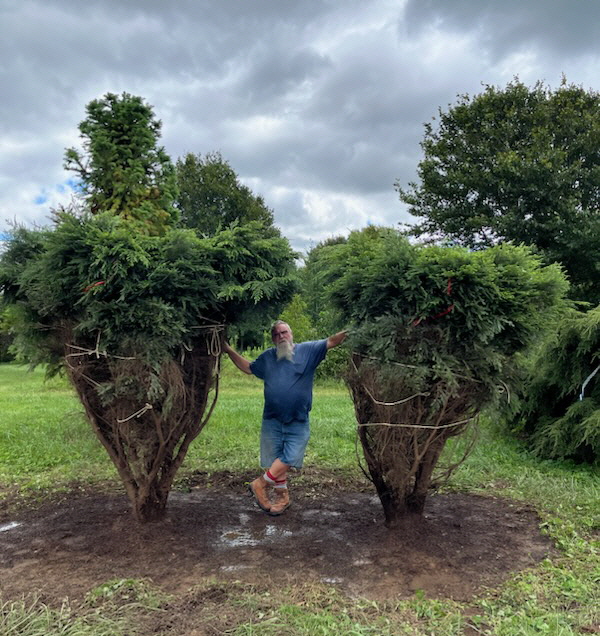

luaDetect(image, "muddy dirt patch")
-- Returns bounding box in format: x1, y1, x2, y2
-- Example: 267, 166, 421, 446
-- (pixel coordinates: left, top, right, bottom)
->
0, 479, 553, 604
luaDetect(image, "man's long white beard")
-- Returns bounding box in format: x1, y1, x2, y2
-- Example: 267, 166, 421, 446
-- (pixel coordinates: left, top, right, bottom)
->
276, 340, 294, 361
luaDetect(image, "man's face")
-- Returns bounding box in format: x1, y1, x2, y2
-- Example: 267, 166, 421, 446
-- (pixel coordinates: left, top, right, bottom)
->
272, 323, 293, 345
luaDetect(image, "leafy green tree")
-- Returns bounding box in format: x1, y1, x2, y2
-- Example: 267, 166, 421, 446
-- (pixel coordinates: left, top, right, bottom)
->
64, 92, 178, 234
508, 306, 600, 463
301, 236, 347, 329
174, 151, 288, 347
279, 294, 317, 344
1, 95, 297, 522
175, 152, 277, 237
324, 227, 568, 526
295, 237, 349, 379
398, 79, 600, 304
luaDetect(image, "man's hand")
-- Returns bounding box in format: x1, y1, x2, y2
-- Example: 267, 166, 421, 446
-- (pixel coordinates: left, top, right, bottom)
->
326, 330, 348, 350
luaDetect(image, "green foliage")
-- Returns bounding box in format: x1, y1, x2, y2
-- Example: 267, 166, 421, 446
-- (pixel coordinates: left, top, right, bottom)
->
297, 236, 349, 379
0, 308, 14, 362
175, 151, 277, 237
279, 294, 318, 343
399, 79, 600, 304
301, 235, 348, 329
0, 212, 297, 371
508, 306, 600, 462
326, 227, 569, 407
64, 92, 178, 234
174, 151, 290, 346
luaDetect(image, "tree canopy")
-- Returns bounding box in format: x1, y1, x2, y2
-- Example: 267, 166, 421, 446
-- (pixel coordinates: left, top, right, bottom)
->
328, 227, 568, 395
64, 92, 178, 234
508, 306, 600, 463
0, 213, 296, 368
398, 79, 600, 304
175, 152, 277, 237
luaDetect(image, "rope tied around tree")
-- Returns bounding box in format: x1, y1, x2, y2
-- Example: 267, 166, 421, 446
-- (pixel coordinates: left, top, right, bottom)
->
186, 323, 225, 360
358, 416, 475, 430
116, 403, 153, 423
580, 364, 600, 401
350, 356, 430, 405
348, 354, 477, 430
65, 332, 136, 361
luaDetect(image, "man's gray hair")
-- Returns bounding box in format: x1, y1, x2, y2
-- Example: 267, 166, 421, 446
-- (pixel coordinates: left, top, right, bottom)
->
270, 319, 289, 336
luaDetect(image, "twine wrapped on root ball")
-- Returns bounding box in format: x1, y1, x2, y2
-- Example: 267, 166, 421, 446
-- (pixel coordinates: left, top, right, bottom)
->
64, 325, 224, 522
346, 353, 478, 526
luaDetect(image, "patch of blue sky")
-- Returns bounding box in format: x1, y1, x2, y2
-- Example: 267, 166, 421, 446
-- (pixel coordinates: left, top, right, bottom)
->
65, 178, 84, 193
33, 179, 83, 206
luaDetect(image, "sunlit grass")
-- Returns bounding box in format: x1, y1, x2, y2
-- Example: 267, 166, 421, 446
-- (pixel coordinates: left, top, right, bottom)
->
0, 365, 115, 487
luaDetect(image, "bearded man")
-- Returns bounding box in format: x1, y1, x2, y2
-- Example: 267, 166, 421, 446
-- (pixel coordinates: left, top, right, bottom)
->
223, 320, 347, 515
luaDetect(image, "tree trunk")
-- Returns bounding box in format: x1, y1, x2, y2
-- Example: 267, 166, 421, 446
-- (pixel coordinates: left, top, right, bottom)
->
132, 481, 170, 522
65, 331, 221, 522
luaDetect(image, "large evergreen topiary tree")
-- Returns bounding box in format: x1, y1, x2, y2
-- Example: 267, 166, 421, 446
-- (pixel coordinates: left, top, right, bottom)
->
0, 94, 297, 522
324, 227, 568, 526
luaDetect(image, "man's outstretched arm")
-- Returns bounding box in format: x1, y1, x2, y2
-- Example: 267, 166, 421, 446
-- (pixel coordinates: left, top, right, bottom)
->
223, 342, 253, 374
326, 330, 348, 350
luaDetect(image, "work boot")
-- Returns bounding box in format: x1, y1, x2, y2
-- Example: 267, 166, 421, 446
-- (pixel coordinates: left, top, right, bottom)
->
268, 487, 290, 516
249, 476, 271, 512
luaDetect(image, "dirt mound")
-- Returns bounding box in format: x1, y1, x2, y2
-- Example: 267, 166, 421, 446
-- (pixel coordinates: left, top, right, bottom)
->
0, 476, 553, 603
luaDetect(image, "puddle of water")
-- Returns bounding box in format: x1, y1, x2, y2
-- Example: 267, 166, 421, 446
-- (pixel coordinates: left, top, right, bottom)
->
219, 529, 261, 547
265, 524, 293, 538
352, 559, 372, 566
301, 509, 341, 519
0, 521, 22, 533
218, 522, 293, 549
221, 564, 252, 572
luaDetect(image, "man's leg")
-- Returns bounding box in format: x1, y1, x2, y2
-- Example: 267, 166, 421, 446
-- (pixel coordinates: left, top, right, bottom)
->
250, 419, 284, 512
264, 458, 289, 483
268, 420, 310, 516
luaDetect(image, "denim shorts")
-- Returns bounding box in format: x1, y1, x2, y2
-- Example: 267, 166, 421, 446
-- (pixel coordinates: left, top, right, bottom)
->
260, 417, 310, 469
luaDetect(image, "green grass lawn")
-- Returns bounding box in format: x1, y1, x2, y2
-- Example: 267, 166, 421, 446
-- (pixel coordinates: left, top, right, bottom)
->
0, 361, 598, 635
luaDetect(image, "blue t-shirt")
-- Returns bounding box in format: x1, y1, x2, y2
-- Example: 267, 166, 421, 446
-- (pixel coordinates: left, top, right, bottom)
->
250, 339, 328, 423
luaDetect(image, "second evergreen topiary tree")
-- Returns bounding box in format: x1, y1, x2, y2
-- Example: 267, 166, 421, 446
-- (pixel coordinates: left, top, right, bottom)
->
324, 227, 569, 526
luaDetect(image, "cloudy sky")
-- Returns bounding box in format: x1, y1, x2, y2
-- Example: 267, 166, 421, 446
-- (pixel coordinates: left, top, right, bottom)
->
2, 0, 600, 255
